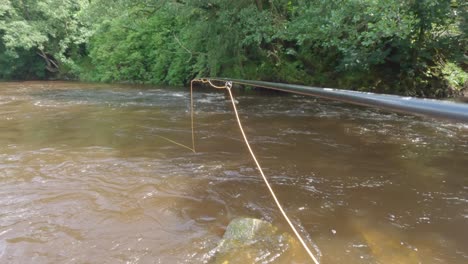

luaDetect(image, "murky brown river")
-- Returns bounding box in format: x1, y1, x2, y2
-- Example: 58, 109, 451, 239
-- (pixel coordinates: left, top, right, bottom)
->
0, 81, 467, 263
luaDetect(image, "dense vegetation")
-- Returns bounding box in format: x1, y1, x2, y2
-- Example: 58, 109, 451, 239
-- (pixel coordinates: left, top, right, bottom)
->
1, 0, 467, 97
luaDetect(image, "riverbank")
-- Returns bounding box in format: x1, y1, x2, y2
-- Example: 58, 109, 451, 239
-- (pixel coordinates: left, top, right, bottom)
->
1, 1, 466, 98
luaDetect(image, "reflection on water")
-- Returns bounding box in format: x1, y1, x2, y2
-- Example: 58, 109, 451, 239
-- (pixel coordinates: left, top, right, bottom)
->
0, 81, 467, 263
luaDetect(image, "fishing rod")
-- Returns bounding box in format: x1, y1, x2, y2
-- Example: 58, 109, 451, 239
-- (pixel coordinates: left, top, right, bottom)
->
205, 78, 468, 123
191, 78, 467, 263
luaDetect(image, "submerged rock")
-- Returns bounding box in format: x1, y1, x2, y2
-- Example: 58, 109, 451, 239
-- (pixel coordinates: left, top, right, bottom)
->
351, 217, 422, 263
208, 218, 304, 264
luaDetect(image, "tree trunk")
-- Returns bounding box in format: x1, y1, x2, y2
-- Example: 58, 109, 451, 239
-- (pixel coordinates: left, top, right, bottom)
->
37, 49, 59, 73
255, 0, 263, 11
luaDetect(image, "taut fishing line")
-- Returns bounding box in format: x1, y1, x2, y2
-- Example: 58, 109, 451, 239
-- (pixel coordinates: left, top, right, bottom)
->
190, 78, 321, 264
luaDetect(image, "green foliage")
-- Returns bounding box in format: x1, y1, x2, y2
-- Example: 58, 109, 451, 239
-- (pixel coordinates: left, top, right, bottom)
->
0, 42, 47, 80
1, 0, 466, 97
0, 0, 90, 79
442, 62, 468, 90
286, 0, 466, 96
83, 3, 190, 85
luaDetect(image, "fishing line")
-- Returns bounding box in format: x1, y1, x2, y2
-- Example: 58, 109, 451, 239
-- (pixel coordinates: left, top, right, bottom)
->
154, 134, 195, 153
138, 125, 195, 152
190, 79, 321, 264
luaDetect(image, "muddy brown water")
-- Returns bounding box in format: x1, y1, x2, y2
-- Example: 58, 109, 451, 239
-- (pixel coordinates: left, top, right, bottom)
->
0, 81, 467, 263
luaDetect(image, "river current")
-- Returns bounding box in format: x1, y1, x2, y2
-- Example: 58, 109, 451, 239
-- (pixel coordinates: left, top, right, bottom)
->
0, 81, 467, 263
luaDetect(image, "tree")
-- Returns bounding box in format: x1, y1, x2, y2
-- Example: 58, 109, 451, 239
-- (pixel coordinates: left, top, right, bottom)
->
285, 0, 466, 96
0, 0, 90, 77
1, 0, 465, 96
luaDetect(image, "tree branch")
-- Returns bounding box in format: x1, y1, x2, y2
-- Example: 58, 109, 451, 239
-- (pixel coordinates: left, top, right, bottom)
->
37, 49, 59, 72
173, 34, 193, 62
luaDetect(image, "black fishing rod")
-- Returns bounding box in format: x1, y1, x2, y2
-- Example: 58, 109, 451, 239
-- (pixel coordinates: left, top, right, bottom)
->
206, 78, 468, 123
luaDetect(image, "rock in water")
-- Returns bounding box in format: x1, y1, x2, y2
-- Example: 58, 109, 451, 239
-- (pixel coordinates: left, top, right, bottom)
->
208, 218, 303, 264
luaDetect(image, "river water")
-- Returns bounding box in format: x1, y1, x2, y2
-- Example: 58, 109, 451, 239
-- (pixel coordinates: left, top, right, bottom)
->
0, 81, 467, 263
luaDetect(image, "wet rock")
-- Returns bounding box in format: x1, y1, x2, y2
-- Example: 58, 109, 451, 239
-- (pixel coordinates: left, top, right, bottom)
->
208, 218, 302, 264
